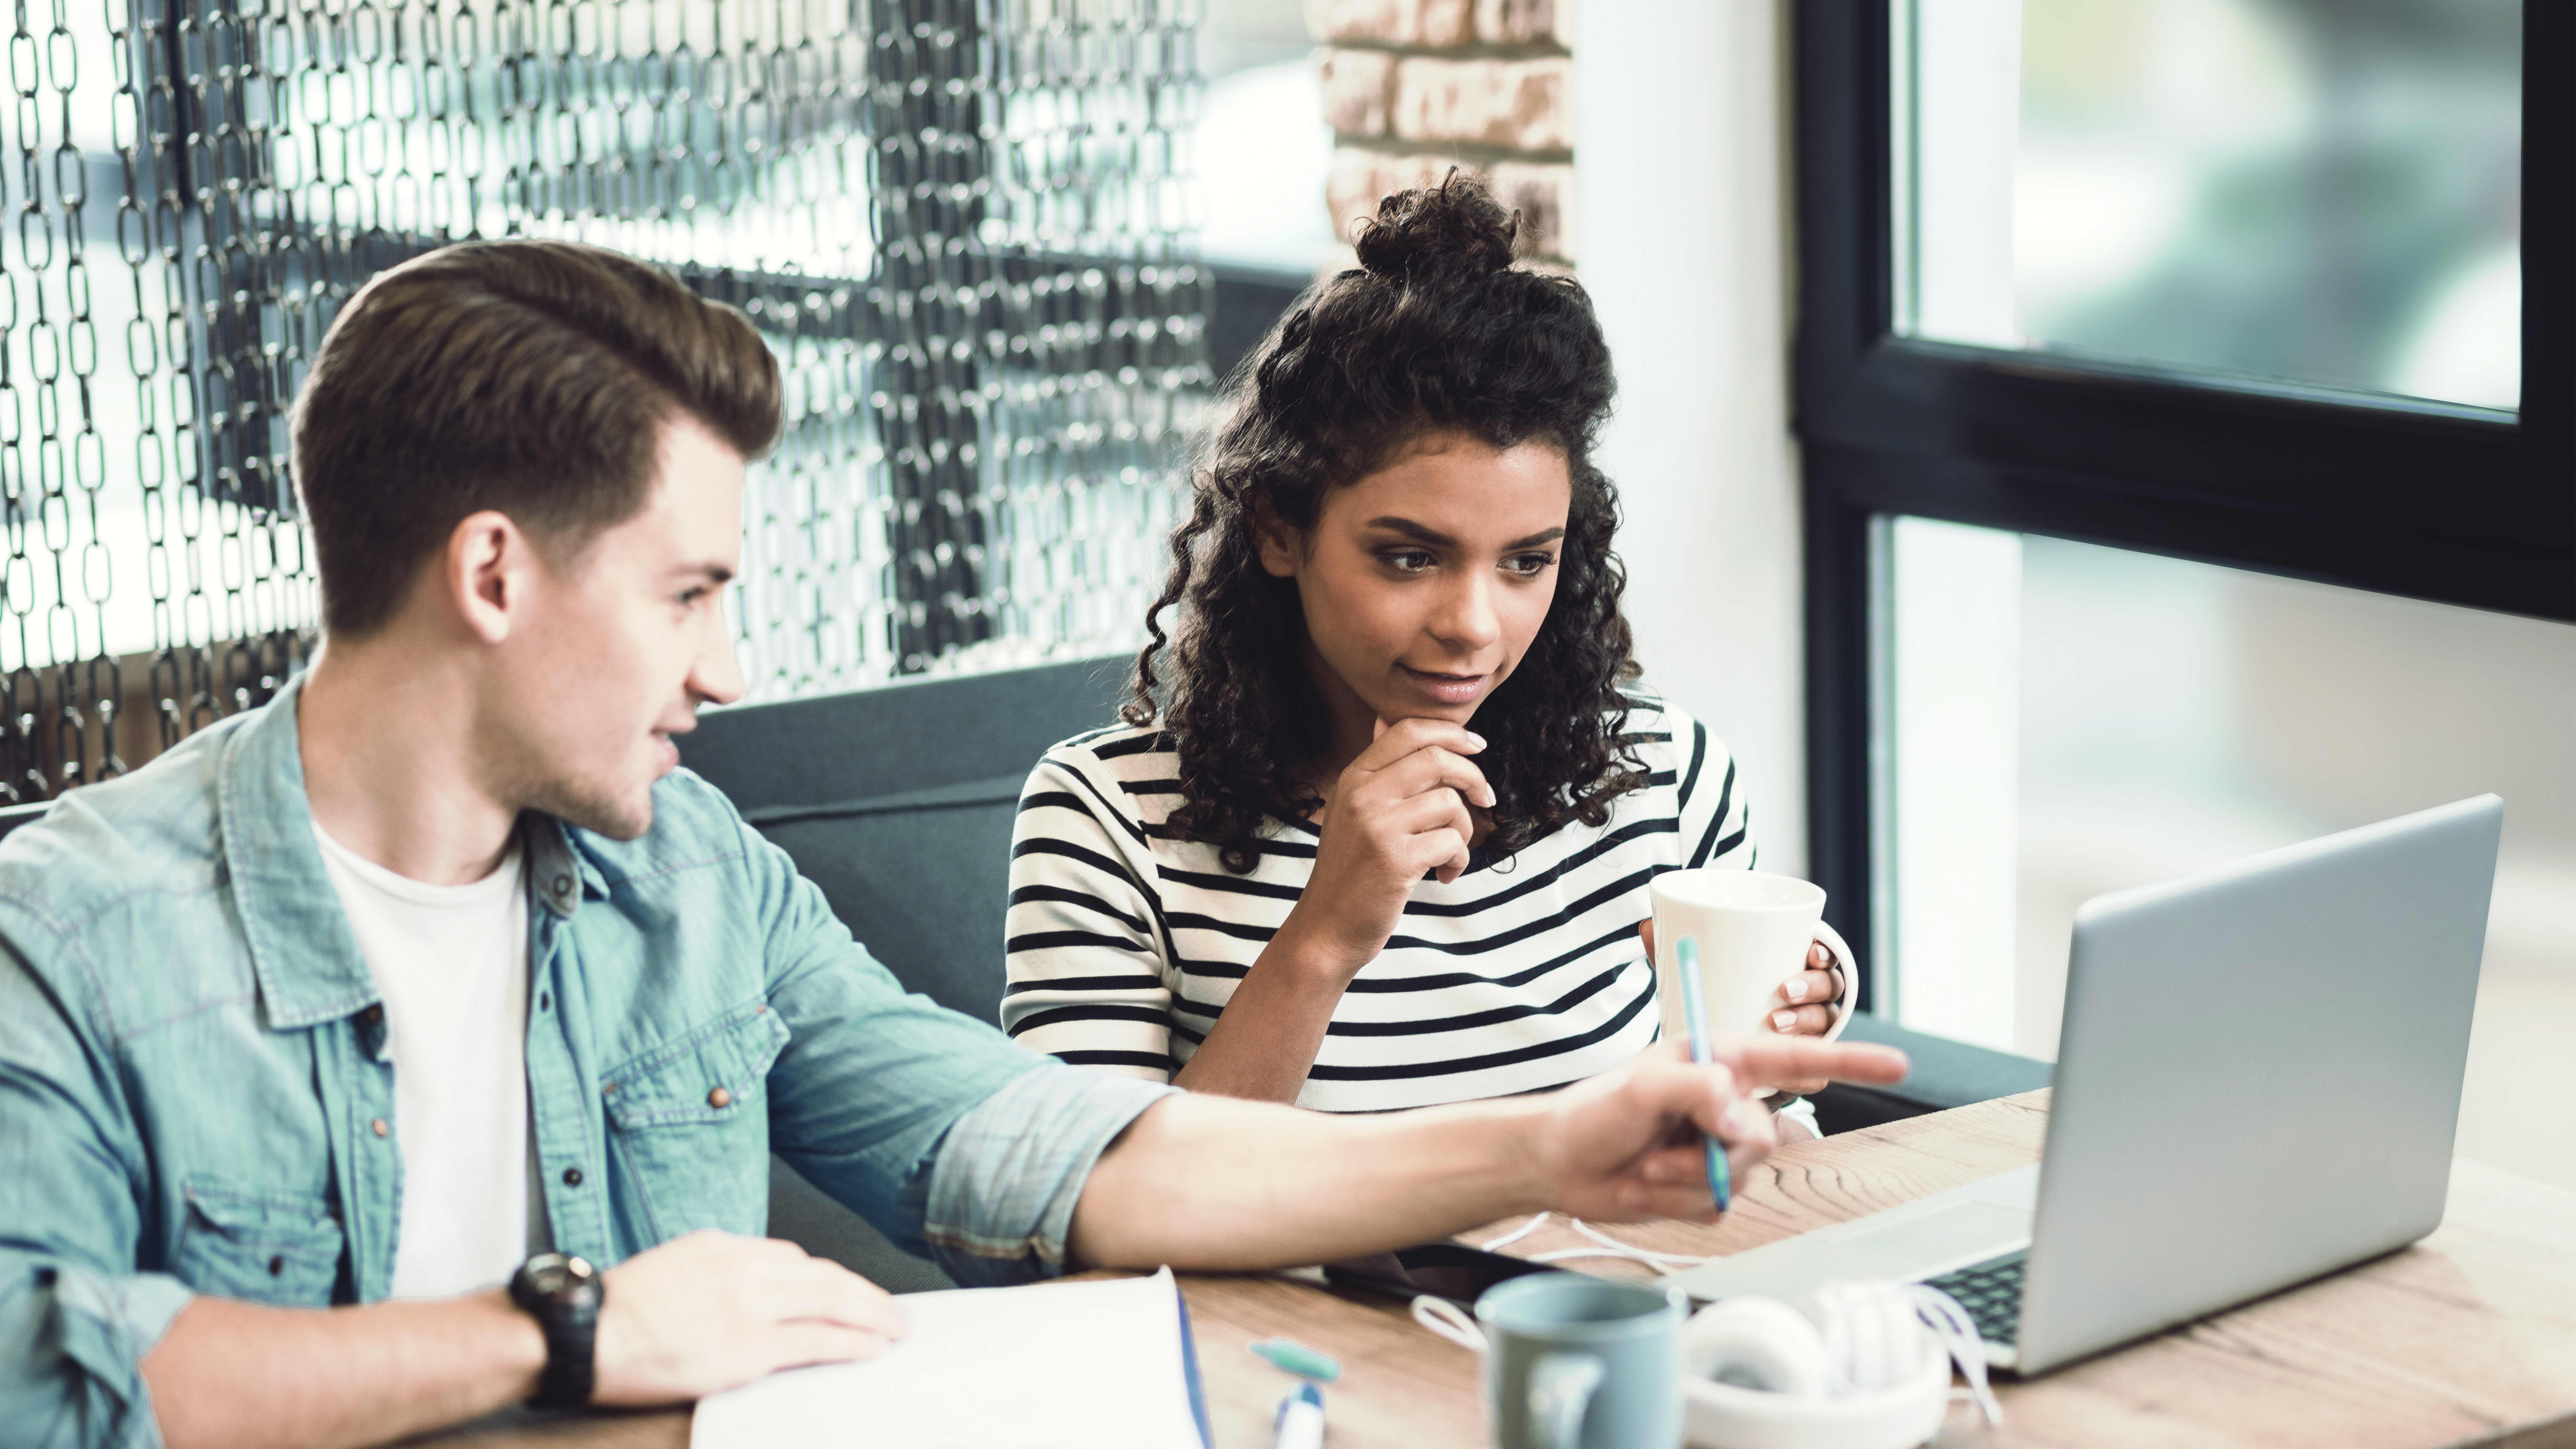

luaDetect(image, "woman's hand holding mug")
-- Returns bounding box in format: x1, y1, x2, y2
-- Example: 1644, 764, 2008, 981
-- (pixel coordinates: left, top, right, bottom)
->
1641, 871, 1857, 1100
1637, 920, 1844, 1038
1278, 717, 1494, 979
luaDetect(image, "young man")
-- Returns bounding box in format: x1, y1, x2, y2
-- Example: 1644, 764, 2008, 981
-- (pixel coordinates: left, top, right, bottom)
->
0, 241, 1906, 1449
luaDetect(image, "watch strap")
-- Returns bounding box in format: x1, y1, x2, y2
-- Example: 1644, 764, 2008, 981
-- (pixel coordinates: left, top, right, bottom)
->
531, 1307, 597, 1409
510, 1255, 601, 1409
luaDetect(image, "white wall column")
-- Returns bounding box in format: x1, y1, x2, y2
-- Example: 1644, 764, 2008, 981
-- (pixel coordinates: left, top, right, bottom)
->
1576, 0, 1809, 876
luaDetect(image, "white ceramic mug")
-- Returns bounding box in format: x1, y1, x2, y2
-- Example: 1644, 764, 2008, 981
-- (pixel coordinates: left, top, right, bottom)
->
1649, 870, 1855, 1057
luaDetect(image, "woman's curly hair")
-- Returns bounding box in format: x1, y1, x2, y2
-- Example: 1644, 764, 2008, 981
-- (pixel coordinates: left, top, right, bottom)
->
1127, 174, 1646, 874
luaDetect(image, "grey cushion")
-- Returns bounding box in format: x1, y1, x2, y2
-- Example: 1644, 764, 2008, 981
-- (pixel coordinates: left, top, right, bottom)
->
676, 656, 1134, 1289
738, 774, 1029, 1024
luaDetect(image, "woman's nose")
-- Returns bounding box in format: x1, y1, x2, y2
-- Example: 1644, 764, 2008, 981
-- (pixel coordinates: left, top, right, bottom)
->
1429, 573, 1503, 652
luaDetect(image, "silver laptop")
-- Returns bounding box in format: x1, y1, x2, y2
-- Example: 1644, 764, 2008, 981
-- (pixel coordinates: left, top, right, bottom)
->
1669, 795, 2502, 1375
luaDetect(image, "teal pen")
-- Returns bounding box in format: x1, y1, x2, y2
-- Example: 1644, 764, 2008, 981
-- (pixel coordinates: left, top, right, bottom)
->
1676, 936, 1731, 1212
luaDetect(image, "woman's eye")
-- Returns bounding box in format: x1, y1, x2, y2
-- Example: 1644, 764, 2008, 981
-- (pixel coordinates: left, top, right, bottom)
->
1382, 550, 1435, 573
677, 587, 709, 608
1505, 553, 1558, 577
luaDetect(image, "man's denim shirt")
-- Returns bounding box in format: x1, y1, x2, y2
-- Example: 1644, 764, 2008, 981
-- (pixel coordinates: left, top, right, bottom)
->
0, 677, 1175, 1449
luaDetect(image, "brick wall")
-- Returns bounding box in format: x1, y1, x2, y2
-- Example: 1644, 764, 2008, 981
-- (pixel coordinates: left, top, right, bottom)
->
1311, 0, 1577, 268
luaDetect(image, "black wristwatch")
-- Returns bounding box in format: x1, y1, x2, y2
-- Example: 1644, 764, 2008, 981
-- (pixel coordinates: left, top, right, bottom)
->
508, 1252, 603, 1408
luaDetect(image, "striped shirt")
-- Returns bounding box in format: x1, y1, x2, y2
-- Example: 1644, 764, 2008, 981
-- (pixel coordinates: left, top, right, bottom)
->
1002, 701, 1757, 1113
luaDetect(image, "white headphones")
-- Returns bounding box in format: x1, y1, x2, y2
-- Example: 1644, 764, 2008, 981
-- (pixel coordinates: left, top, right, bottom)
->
1679, 1280, 2000, 1449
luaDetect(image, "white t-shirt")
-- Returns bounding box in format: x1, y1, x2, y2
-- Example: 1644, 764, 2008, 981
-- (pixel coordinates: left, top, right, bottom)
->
314, 820, 533, 1300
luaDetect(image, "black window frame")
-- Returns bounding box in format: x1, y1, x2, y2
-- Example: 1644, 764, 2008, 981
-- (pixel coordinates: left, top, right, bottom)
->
1793, 0, 2573, 1008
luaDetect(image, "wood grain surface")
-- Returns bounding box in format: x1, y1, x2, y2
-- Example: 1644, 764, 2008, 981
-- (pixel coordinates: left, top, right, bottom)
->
401, 1091, 2576, 1449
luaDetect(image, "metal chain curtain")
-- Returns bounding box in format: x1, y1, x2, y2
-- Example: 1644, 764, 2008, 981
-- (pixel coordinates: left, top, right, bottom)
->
0, 0, 1205, 805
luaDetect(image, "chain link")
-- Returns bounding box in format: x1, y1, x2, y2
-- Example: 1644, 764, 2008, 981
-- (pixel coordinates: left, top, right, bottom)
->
0, 0, 1203, 802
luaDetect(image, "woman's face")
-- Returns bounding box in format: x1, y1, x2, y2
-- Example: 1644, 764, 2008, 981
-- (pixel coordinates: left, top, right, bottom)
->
1259, 432, 1573, 743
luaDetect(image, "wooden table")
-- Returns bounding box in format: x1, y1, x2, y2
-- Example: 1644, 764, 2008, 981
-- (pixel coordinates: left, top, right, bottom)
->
406, 1091, 2576, 1448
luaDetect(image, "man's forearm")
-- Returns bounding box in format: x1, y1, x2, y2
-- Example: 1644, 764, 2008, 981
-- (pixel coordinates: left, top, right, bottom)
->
1068, 1091, 1553, 1270
142, 1290, 545, 1449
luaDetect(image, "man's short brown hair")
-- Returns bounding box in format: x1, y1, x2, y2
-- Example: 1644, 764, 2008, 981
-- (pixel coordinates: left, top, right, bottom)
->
291, 240, 782, 636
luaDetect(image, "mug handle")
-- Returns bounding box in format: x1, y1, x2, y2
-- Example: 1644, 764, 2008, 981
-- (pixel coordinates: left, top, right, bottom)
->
1526, 1351, 1605, 1449
1812, 920, 1858, 1044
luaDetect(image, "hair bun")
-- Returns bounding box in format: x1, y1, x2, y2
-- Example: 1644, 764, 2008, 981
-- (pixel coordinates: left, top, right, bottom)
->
1353, 172, 1519, 283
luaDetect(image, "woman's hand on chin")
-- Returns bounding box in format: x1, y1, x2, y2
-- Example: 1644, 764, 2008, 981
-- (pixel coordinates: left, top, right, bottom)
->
1280, 716, 1493, 978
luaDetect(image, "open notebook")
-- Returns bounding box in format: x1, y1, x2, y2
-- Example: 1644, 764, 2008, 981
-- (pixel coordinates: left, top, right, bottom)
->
690, 1268, 1211, 1449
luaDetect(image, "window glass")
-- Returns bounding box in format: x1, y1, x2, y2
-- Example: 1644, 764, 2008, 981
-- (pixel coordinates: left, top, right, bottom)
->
1197, 0, 1339, 274
1897, 0, 2521, 409
1875, 517, 2576, 1191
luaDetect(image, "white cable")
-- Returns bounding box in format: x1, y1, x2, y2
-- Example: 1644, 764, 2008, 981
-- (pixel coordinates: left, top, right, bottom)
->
1477, 1212, 1551, 1252
1568, 1217, 1710, 1267
1410, 1294, 1488, 1353
1906, 1284, 2003, 1426
1528, 1246, 1685, 1265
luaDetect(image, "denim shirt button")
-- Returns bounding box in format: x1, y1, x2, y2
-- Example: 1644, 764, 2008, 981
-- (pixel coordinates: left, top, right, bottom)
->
370, 1118, 389, 1138
551, 874, 574, 898
707, 1087, 732, 1109
562, 1167, 584, 1187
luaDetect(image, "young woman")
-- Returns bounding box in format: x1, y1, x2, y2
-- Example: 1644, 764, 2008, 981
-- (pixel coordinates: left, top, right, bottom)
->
1003, 178, 1843, 1121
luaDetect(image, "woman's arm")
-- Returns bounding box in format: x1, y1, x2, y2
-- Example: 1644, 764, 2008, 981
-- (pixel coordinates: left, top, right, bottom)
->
1171, 718, 1492, 1101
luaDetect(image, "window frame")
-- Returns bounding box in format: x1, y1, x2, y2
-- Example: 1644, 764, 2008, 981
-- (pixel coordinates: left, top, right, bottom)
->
1792, 0, 2573, 1005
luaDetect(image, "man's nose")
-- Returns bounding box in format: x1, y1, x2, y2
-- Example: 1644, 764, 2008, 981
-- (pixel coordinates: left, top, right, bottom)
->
691, 621, 747, 708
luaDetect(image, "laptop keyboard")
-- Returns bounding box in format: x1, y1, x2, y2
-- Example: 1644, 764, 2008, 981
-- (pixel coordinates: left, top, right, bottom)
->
1925, 1252, 2027, 1346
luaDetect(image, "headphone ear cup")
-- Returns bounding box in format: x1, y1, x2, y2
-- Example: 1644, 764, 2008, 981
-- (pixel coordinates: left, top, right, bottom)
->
1805, 1280, 1928, 1395
1683, 1296, 1832, 1399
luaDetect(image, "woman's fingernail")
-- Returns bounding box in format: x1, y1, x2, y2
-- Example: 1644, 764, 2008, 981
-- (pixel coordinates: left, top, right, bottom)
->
1467, 732, 1487, 749
1782, 977, 1808, 1002
1772, 1010, 1799, 1031
1723, 1101, 1762, 1136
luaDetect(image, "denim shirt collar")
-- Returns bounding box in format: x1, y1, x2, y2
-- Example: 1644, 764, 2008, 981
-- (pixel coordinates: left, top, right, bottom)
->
217, 673, 610, 1031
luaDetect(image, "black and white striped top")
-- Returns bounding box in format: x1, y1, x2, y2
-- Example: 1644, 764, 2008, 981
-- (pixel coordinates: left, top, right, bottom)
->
1002, 701, 1756, 1112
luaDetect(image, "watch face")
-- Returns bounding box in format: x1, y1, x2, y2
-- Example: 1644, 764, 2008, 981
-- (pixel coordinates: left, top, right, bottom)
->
522, 1253, 597, 1300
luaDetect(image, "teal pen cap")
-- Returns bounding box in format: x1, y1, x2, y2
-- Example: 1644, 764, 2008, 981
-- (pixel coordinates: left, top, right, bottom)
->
1676, 936, 1732, 1213
1250, 1337, 1342, 1383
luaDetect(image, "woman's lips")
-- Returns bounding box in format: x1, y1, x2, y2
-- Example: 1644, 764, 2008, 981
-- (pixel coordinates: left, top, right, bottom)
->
1399, 664, 1490, 706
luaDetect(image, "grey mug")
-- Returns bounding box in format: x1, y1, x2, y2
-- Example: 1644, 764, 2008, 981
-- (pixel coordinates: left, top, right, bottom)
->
1477, 1272, 1686, 1449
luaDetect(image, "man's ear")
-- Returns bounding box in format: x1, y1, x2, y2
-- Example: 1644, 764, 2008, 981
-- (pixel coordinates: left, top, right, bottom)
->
442, 510, 535, 645
1251, 494, 1302, 579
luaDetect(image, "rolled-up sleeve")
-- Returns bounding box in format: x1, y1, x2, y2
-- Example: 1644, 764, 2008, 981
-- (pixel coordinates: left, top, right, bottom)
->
0, 1265, 193, 1449
749, 814, 1177, 1283
0, 938, 190, 1449
920, 1064, 1176, 1286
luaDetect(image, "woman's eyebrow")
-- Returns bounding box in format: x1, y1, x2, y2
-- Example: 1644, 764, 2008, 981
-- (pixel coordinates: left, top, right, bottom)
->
1364, 517, 1566, 550
1364, 516, 1455, 546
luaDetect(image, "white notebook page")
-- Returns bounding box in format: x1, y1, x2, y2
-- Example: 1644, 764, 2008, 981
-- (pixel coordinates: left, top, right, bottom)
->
690, 1268, 1204, 1449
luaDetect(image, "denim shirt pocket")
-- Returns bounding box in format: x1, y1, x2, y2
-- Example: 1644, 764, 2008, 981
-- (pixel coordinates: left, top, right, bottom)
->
173, 1181, 346, 1306
601, 1000, 789, 1242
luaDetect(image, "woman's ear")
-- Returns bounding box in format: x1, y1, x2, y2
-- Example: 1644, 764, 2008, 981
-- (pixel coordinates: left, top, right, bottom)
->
1252, 494, 1302, 579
